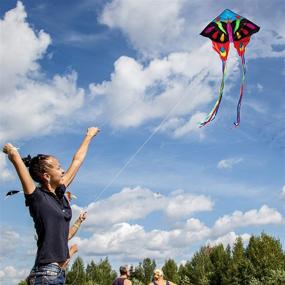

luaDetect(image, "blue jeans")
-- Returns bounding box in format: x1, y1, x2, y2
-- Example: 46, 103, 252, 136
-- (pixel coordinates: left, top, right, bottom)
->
27, 263, 65, 285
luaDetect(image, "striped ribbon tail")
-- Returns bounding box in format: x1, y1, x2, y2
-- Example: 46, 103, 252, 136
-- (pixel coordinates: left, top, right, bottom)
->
234, 54, 246, 126
199, 60, 227, 127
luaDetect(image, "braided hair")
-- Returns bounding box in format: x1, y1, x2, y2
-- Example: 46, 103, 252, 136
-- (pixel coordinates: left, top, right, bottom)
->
22, 154, 52, 183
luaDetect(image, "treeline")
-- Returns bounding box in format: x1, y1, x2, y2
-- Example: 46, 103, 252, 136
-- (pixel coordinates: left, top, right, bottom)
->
18, 233, 285, 285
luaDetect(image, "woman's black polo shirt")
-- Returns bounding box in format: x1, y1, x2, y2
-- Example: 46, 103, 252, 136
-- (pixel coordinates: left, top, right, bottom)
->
25, 186, 72, 265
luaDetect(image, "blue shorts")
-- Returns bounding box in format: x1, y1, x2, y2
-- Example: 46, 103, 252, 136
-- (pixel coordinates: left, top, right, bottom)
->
27, 263, 65, 285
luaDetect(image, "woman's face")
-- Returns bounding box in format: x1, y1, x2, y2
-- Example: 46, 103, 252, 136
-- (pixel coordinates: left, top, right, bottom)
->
44, 157, 65, 186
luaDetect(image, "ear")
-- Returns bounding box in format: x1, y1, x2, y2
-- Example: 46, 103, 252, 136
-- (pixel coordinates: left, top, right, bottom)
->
42, 172, 51, 183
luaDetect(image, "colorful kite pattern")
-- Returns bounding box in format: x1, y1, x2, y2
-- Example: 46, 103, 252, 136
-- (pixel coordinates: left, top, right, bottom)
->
200, 9, 260, 127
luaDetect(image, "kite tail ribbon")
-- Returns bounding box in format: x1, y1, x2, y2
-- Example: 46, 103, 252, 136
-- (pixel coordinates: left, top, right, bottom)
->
234, 54, 246, 126
199, 60, 227, 127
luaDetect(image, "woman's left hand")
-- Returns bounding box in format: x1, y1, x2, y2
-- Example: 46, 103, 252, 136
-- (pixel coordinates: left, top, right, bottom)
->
79, 211, 87, 223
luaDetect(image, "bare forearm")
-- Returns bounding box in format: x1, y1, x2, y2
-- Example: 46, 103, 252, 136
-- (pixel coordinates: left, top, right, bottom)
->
62, 127, 99, 187
68, 219, 82, 240
72, 134, 93, 164
68, 212, 86, 240
2, 144, 35, 194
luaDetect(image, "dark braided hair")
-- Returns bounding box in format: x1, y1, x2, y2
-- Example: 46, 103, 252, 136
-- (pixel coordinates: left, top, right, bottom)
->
22, 154, 52, 183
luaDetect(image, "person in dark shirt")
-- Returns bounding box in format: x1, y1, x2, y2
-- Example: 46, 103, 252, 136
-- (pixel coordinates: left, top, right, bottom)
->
3, 127, 99, 285
112, 265, 132, 285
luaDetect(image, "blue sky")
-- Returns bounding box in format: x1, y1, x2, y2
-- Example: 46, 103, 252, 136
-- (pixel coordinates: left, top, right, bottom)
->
0, 0, 284, 283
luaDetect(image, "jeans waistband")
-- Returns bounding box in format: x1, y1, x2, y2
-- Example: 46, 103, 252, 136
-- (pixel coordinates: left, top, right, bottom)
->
30, 263, 63, 277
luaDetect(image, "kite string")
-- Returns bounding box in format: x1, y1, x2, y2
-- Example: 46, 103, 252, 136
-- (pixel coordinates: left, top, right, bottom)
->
92, 72, 206, 202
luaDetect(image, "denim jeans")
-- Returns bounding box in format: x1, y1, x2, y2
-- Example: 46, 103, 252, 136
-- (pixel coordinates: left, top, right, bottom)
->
27, 263, 65, 285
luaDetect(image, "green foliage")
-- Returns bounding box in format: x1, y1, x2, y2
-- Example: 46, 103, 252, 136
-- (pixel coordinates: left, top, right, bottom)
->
66, 256, 86, 285
246, 233, 285, 281
142, 258, 156, 284
18, 281, 27, 285
162, 259, 179, 284
20, 233, 283, 285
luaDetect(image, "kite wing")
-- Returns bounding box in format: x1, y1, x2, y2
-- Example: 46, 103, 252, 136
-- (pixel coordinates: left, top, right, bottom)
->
5, 190, 23, 199
199, 9, 260, 127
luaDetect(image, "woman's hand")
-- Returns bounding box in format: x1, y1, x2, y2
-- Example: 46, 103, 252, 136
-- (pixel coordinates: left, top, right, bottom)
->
2, 143, 18, 158
86, 127, 100, 138
78, 211, 87, 223
3, 143, 20, 161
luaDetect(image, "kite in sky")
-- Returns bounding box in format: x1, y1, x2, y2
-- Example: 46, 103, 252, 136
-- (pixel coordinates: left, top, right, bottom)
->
199, 9, 260, 127
5, 190, 22, 199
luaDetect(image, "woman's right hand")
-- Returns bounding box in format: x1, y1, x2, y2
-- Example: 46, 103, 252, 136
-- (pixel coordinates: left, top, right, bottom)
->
2, 143, 18, 158
86, 127, 100, 138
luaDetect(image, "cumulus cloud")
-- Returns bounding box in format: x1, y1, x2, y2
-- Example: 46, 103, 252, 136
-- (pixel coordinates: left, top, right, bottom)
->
89, 48, 240, 133
70, 185, 282, 262
72, 204, 282, 261
207, 231, 251, 248
99, 0, 187, 57
217, 157, 243, 169
0, 154, 14, 181
72, 186, 213, 228
0, 227, 20, 258
100, 0, 285, 59
0, 2, 85, 143
0, 266, 29, 285
212, 205, 283, 235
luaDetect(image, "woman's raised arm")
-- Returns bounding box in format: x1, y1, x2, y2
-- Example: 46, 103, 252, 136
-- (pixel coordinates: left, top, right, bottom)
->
61, 127, 100, 187
2, 143, 35, 194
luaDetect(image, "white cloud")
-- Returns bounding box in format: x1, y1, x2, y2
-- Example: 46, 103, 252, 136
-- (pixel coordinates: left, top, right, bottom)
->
69, 182, 283, 262
100, 0, 285, 59
72, 186, 213, 228
212, 205, 283, 235
0, 266, 29, 285
99, 0, 187, 57
89, 48, 239, 133
0, 2, 85, 143
207, 231, 251, 248
0, 154, 14, 181
166, 192, 213, 219
72, 204, 282, 262
217, 157, 243, 169
0, 227, 20, 258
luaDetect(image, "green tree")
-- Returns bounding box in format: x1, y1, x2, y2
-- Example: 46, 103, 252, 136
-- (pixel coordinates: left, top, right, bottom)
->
132, 263, 145, 283
86, 258, 117, 285
142, 258, 156, 284
188, 246, 214, 285
18, 281, 27, 285
208, 244, 231, 285
65, 256, 86, 285
246, 233, 285, 281
162, 259, 179, 284
178, 263, 193, 285
86, 260, 98, 284
229, 237, 254, 285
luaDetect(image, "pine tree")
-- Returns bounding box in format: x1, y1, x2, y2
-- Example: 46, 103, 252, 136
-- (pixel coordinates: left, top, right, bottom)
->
208, 244, 231, 285
246, 233, 285, 282
162, 259, 179, 284
142, 258, 156, 285
188, 246, 214, 285
65, 256, 86, 285
229, 236, 253, 285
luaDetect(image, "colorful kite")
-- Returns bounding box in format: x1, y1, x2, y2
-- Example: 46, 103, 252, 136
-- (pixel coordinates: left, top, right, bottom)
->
199, 9, 260, 127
